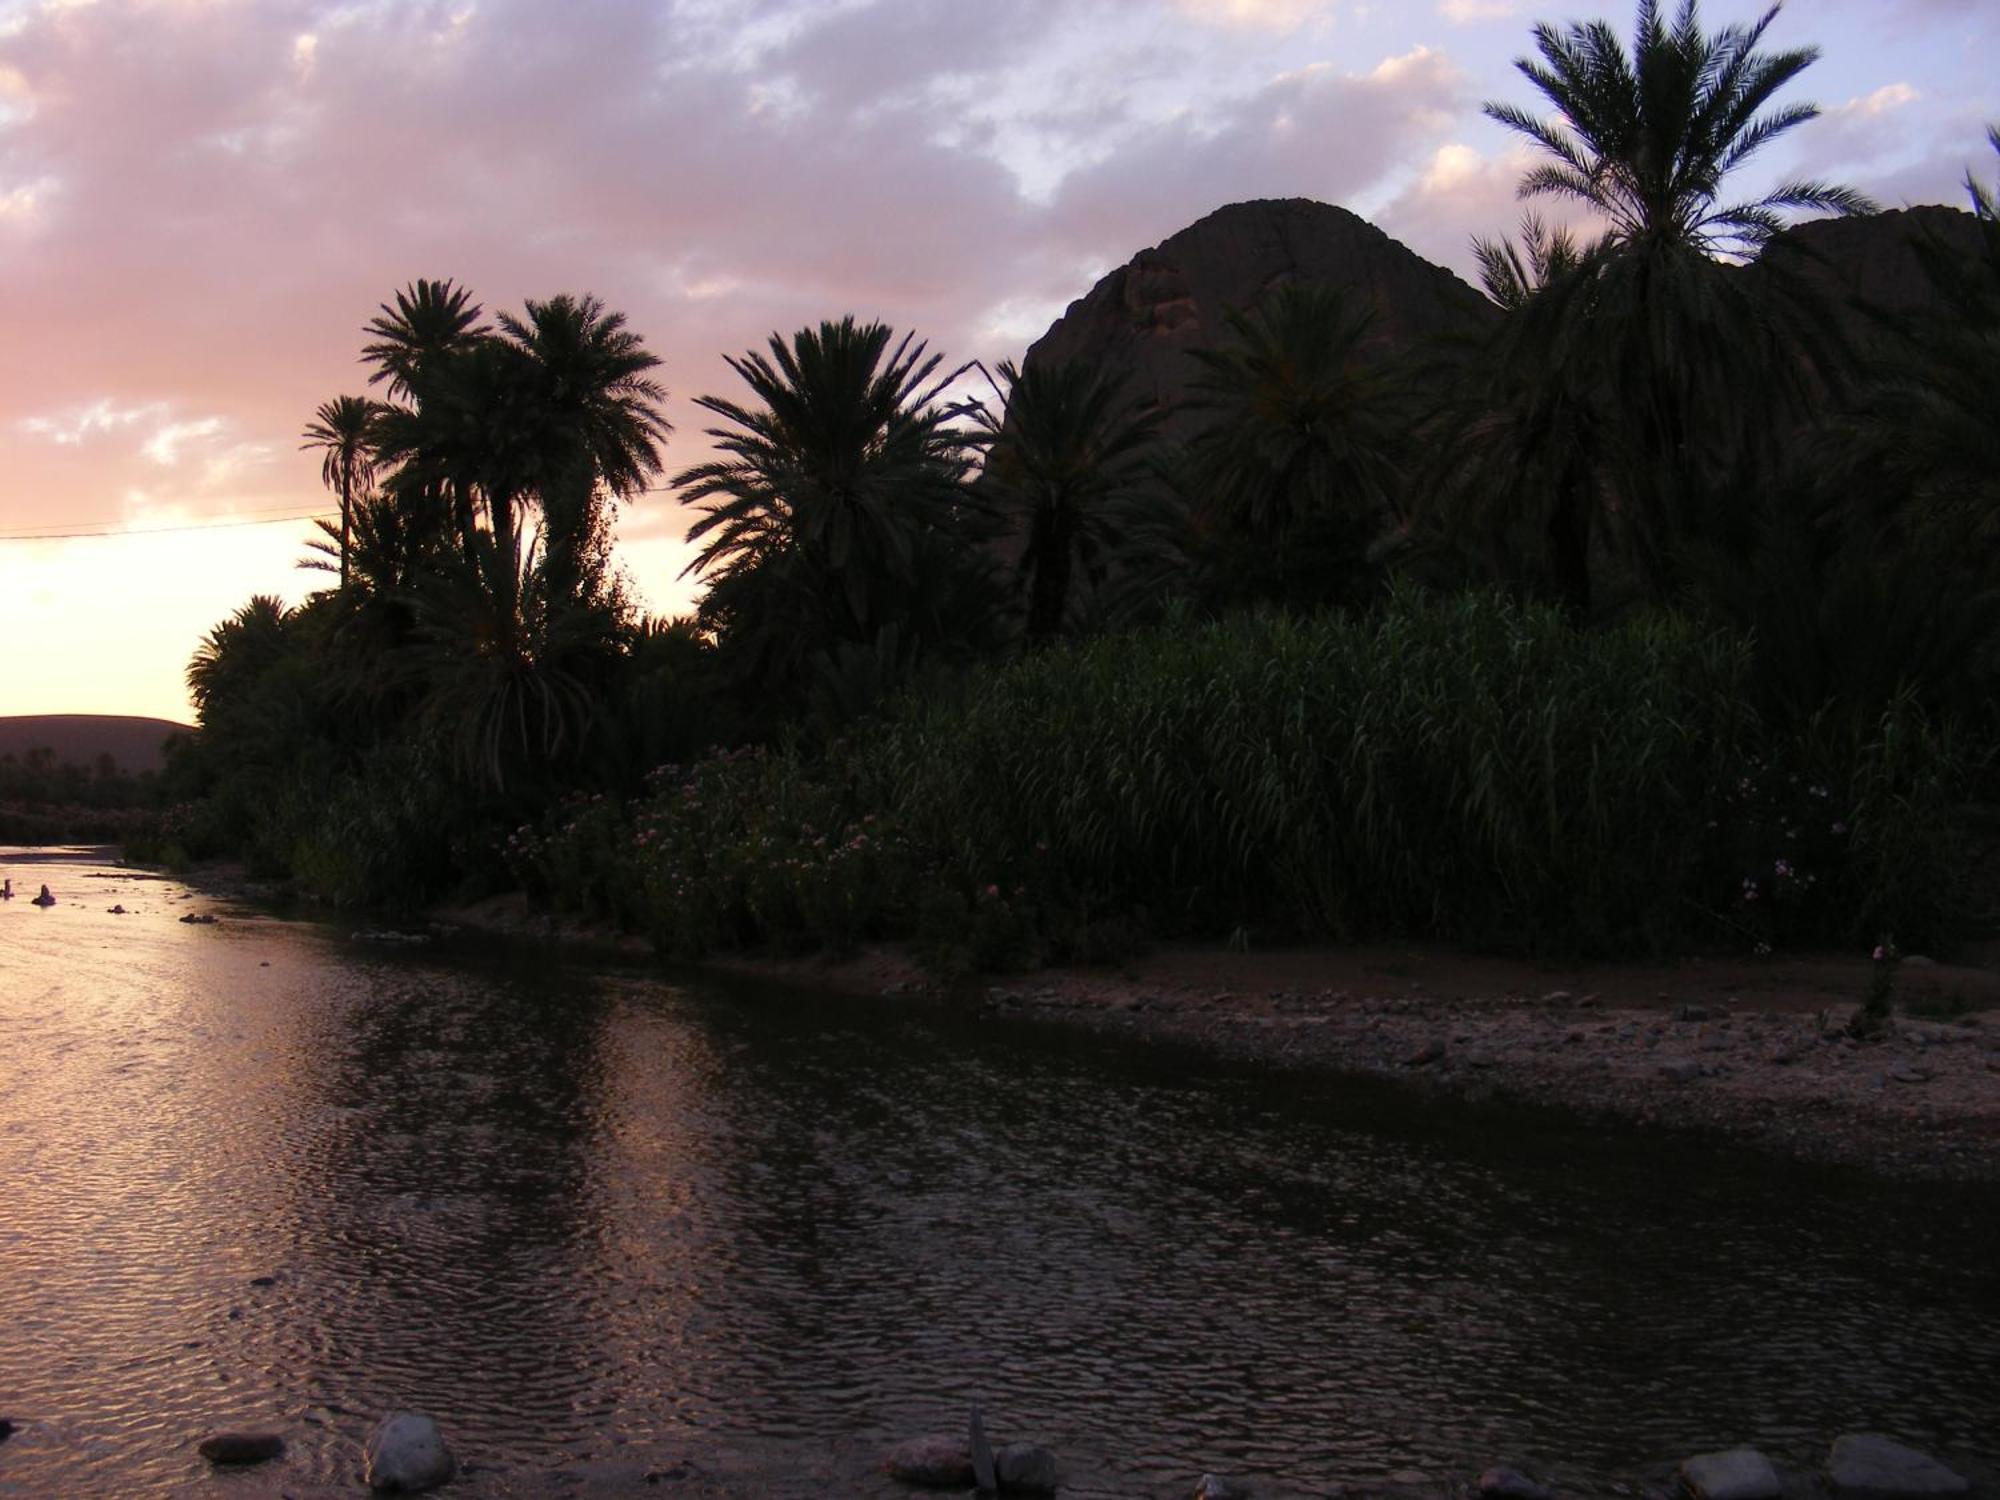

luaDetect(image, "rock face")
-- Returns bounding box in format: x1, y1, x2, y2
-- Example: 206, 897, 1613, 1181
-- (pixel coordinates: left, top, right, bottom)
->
363, 1412, 455, 1494
1827, 1434, 1970, 1499
1680, 1447, 1784, 1500
1754, 205, 1986, 356
886, 1434, 975, 1488
1019, 198, 1495, 446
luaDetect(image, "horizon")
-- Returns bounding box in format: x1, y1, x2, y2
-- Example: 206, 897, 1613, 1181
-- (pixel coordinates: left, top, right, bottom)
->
2, 0, 1995, 723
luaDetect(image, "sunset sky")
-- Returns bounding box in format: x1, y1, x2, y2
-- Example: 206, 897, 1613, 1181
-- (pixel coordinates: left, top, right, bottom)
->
2, 0, 1994, 724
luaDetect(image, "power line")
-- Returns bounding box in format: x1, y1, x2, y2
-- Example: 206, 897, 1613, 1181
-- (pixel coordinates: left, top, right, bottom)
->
0, 506, 337, 543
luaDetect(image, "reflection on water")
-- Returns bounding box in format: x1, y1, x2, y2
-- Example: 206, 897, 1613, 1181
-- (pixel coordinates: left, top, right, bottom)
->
1, 848, 1996, 1498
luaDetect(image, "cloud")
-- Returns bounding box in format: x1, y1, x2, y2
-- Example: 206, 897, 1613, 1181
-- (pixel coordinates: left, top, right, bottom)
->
1175, 0, 1334, 31
1045, 45, 1468, 256
1436, 0, 1518, 20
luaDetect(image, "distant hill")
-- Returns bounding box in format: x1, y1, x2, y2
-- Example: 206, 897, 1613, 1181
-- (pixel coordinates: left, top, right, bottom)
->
0, 715, 190, 774
1019, 197, 1496, 446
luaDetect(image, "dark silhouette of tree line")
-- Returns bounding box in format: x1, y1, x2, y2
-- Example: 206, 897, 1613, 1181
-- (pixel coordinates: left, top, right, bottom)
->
162, 1, 2000, 945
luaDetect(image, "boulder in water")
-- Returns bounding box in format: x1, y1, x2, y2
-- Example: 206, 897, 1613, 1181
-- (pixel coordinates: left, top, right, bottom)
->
198, 1431, 283, 1465
363, 1412, 455, 1493
1476, 1465, 1555, 1500
1827, 1435, 1970, 1499
996, 1442, 1059, 1493
1680, 1448, 1782, 1500
886, 1434, 974, 1488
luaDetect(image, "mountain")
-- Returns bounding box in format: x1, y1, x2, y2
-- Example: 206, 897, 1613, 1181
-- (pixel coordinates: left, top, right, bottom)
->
0, 715, 189, 774
1752, 204, 1986, 357
1017, 197, 1496, 443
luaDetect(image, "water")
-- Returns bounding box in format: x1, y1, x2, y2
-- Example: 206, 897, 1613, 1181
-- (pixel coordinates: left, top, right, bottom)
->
1, 848, 1996, 1498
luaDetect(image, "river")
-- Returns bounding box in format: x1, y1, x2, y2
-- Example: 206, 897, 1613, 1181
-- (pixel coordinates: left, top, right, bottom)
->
2, 847, 1995, 1498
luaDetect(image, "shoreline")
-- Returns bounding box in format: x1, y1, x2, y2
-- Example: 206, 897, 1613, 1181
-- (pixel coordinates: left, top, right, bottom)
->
432, 892, 2000, 1185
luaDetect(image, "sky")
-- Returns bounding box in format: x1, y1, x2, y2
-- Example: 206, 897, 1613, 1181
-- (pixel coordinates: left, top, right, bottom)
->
1, 0, 1994, 724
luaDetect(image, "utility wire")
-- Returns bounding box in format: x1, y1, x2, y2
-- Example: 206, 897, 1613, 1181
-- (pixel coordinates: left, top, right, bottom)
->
0, 506, 337, 542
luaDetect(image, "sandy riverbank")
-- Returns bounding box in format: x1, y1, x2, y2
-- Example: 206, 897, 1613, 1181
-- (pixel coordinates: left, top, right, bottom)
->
341, 888, 2000, 1184
675, 938, 2000, 1185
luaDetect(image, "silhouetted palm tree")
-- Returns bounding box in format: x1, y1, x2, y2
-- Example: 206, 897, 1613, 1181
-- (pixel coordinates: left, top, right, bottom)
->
1183, 283, 1406, 609
1473, 214, 1584, 312
677, 317, 982, 647
1487, 1, 1870, 261
361, 279, 488, 399
300, 395, 379, 588
977, 357, 1164, 641
1469, 0, 1873, 607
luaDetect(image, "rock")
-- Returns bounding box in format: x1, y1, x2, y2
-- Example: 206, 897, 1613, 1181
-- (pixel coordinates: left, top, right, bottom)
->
198, 1431, 284, 1465
887, 1434, 974, 1488
1677, 1005, 1710, 1022
970, 1404, 997, 1493
1680, 1447, 1782, 1500
1827, 1435, 1969, 1499
364, 1412, 456, 1493
179, 912, 217, 925
1477, 1465, 1555, 1500
1901, 955, 1938, 968
1406, 1040, 1445, 1067
1890, 1064, 1933, 1084
996, 1442, 1059, 1493
1196, 1476, 1251, 1500
1660, 1059, 1704, 1084
0, 1418, 13, 1443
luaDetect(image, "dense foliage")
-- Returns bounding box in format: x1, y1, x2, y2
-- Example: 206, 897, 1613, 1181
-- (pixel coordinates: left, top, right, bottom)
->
159, 2, 2000, 967
512, 590, 1964, 966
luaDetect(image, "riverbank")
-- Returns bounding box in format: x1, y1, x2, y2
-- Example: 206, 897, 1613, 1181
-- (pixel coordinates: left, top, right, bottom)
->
713, 940, 2000, 1184
115, 866, 2000, 1184
105, 856, 2000, 1184
427, 889, 2000, 1184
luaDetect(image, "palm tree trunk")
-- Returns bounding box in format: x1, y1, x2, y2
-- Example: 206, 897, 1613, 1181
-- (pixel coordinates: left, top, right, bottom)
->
1549, 457, 1591, 620
1026, 508, 1075, 642
339, 467, 352, 590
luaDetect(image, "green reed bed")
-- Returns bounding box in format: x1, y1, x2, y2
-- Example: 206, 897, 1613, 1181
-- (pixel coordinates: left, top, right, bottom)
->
513, 588, 1966, 967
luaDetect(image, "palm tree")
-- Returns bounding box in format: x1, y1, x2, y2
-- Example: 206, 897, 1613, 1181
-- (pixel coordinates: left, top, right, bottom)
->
1182, 283, 1406, 609
676, 317, 983, 649
361, 278, 488, 399
188, 595, 292, 724
976, 357, 1164, 641
1473, 214, 1584, 312
300, 395, 379, 588
1470, 0, 1874, 607
494, 293, 670, 583
1486, 1, 1871, 262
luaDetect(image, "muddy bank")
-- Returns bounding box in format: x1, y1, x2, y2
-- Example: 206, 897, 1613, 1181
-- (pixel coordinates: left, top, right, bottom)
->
406, 887, 2000, 1183
683, 940, 2000, 1185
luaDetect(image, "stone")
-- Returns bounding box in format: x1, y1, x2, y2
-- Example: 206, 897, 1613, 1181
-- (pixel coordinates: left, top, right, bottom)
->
1889, 1065, 1932, 1084
887, 1434, 974, 1488
996, 1442, 1059, 1493
364, 1412, 455, 1493
1477, 1465, 1555, 1500
1406, 1040, 1445, 1067
198, 1431, 284, 1465
1827, 1435, 1970, 1499
1680, 1447, 1782, 1500
1660, 1059, 1704, 1084
179, 912, 217, 925
0, 1418, 13, 1443
1196, 1476, 1251, 1500
1677, 1005, 1710, 1022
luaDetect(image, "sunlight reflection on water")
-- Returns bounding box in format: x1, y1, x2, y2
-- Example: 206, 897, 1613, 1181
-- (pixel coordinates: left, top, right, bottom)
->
1, 848, 1996, 1498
